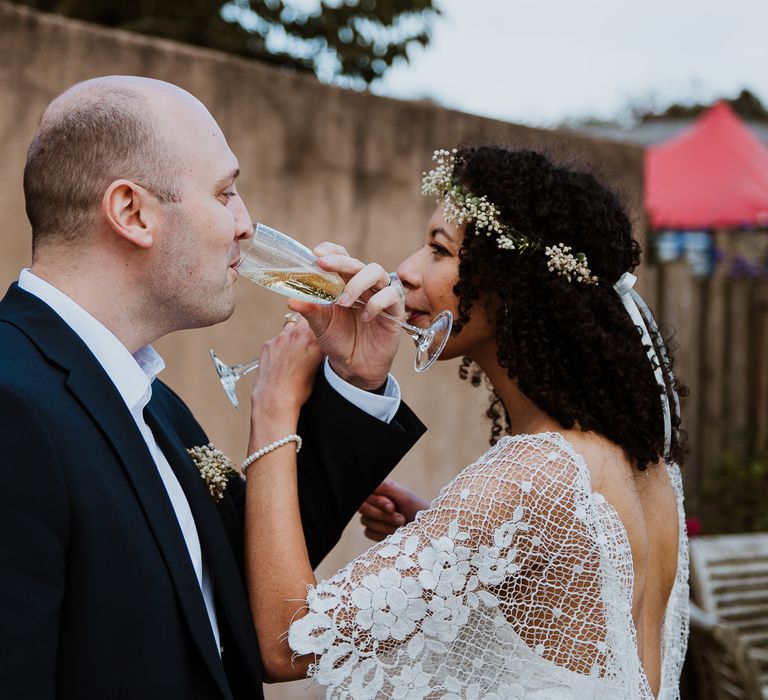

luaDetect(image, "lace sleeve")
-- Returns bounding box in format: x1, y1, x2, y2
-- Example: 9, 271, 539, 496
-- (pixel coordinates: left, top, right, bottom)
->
288, 436, 610, 698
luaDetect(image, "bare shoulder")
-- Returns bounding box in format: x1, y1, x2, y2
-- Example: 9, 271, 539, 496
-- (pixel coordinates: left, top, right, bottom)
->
560, 429, 674, 506
561, 429, 679, 587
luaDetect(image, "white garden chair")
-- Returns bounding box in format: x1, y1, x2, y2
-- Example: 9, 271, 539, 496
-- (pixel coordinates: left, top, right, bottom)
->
688, 532, 768, 699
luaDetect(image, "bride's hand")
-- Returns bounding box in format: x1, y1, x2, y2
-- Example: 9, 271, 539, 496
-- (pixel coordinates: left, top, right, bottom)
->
286, 243, 404, 391
358, 479, 429, 541
248, 315, 323, 440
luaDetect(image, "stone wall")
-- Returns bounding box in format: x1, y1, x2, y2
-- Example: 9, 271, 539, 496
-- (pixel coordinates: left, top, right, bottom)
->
0, 4, 645, 696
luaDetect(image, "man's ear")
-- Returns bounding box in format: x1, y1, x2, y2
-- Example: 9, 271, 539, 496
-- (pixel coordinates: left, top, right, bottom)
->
101, 180, 157, 249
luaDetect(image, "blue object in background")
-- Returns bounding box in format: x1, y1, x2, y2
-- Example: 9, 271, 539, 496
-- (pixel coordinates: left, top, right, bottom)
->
655, 231, 713, 276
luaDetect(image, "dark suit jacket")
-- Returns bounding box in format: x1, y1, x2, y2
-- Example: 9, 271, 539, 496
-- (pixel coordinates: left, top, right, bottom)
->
0, 283, 425, 700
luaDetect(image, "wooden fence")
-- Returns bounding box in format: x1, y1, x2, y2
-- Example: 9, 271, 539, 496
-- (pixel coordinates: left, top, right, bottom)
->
648, 230, 768, 517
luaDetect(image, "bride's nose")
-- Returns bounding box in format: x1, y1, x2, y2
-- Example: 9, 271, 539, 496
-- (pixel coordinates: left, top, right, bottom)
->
395, 249, 421, 291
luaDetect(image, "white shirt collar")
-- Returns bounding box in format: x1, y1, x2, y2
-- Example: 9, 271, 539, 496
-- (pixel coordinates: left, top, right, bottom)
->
18, 269, 165, 412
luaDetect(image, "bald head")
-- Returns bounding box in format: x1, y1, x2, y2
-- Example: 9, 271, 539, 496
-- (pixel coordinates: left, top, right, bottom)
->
23, 76, 211, 253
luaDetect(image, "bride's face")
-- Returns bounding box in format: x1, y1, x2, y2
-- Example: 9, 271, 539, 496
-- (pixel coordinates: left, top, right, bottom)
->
396, 206, 495, 362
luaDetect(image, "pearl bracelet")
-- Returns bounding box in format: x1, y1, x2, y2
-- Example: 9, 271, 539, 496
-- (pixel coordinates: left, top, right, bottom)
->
241, 434, 302, 473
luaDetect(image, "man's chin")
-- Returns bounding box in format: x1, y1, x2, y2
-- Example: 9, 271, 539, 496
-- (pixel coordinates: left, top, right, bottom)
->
216, 300, 236, 325
193, 298, 236, 329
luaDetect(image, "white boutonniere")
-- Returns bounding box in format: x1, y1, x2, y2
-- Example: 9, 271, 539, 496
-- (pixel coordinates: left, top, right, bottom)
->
186, 443, 240, 502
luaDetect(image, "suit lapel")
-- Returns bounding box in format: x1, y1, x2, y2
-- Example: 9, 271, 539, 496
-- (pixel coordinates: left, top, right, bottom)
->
143, 403, 263, 685
1, 285, 234, 699
66, 360, 233, 699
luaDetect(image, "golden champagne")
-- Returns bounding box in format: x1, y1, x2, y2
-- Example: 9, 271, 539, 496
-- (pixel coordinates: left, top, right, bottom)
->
241, 268, 345, 304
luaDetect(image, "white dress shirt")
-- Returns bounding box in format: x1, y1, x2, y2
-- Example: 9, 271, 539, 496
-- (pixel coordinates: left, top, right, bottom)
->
18, 269, 222, 650
17, 268, 401, 650
323, 359, 401, 423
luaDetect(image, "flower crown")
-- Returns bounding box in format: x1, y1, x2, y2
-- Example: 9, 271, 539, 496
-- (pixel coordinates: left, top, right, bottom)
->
421, 149, 598, 285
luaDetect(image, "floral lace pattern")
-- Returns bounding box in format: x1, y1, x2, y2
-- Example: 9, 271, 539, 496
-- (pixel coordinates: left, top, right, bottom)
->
288, 433, 689, 699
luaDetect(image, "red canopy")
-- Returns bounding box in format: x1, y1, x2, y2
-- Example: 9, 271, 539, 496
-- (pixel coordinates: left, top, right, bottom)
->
645, 101, 768, 230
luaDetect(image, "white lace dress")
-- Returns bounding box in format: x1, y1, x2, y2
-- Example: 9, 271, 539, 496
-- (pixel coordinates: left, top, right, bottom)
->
288, 433, 689, 699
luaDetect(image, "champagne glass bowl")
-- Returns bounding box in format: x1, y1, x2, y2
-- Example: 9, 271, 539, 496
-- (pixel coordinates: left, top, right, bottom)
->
210, 223, 452, 407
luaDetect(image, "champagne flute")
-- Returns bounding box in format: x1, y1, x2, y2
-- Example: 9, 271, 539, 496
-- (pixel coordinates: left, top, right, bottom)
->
210, 223, 453, 407
209, 350, 261, 409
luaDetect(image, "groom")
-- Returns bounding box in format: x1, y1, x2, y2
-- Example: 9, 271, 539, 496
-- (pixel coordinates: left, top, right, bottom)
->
0, 77, 424, 699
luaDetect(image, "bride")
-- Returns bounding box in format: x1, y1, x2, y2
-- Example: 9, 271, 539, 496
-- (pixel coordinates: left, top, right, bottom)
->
243, 146, 689, 698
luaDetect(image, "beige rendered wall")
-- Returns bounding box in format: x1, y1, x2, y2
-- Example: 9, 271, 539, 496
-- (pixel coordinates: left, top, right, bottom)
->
0, 4, 645, 697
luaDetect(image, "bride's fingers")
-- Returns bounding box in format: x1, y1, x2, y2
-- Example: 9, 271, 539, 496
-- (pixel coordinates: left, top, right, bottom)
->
337, 263, 391, 307
360, 515, 403, 540
359, 502, 406, 526
362, 494, 396, 514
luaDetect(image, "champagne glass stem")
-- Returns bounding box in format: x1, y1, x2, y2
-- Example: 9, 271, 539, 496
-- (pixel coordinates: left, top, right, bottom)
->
210, 349, 261, 409
230, 358, 261, 378
349, 299, 430, 344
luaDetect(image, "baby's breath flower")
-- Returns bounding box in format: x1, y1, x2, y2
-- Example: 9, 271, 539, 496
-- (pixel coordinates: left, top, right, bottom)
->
422, 150, 513, 240
497, 235, 517, 251
544, 244, 598, 285
422, 148, 599, 285
187, 443, 239, 502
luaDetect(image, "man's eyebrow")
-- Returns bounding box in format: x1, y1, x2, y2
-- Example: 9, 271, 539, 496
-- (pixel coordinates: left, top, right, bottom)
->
432, 226, 455, 243
214, 167, 240, 189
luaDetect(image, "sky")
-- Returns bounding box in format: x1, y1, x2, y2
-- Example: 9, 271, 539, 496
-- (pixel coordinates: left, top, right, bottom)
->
365, 0, 768, 128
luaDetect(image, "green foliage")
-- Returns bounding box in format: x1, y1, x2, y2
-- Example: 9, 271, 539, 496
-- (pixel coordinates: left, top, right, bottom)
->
638, 89, 768, 124
12, 0, 439, 85
699, 447, 768, 534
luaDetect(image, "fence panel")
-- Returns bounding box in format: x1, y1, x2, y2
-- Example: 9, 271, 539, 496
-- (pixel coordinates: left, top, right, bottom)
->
656, 231, 768, 510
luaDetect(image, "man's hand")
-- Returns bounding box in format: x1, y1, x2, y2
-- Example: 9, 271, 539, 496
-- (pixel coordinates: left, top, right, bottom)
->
287, 243, 403, 391
358, 479, 429, 542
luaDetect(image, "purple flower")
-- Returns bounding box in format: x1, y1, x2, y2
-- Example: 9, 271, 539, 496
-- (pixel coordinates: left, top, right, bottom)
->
729, 255, 760, 278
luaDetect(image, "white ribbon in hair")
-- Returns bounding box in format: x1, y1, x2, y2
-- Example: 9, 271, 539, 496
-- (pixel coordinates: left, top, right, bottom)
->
613, 272, 681, 460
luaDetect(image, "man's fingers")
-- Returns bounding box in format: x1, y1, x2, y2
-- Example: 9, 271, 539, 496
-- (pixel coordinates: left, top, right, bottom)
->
337, 263, 390, 307
287, 299, 334, 338
357, 285, 406, 322
287, 298, 326, 320
315, 253, 365, 281
314, 242, 350, 258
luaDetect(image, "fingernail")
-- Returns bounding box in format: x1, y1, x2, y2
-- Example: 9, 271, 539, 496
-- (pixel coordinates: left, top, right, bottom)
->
361, 311, 370, 322
395, 515, 406, 525
338, 293, 351, 306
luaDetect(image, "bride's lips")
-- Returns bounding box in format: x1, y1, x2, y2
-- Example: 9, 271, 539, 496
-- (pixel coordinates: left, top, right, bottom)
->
406, 306, 430, 325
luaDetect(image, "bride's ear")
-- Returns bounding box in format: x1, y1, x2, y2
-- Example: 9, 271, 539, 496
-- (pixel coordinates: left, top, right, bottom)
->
101, 180, 157, 249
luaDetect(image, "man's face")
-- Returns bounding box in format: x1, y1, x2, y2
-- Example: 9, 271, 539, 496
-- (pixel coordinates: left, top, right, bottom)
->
148, 105, 253, 331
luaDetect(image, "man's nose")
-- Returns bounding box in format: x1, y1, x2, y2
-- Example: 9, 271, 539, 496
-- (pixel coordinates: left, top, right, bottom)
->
234, 197, 254, 239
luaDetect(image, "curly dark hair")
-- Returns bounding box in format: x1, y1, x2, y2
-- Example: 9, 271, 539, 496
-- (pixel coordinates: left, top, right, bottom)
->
450, 146, 687, 469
